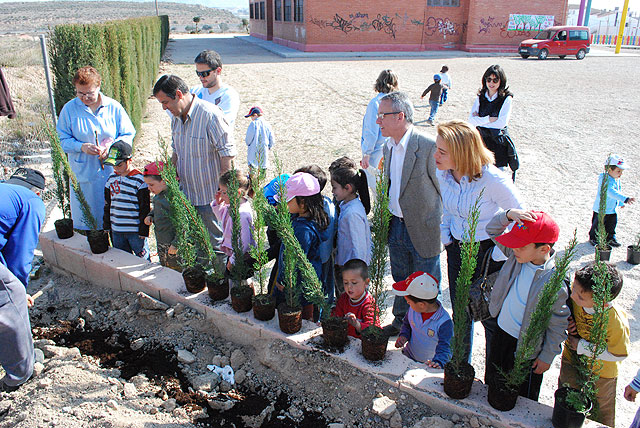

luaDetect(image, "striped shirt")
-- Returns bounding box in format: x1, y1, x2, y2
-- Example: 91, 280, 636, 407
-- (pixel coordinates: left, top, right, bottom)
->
171, 97, 236, 206
104, 170, 150, 235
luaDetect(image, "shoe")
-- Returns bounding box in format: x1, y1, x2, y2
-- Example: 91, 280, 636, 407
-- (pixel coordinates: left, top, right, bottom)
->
609, 239, 621, 248
0, 381, 19, 393
426, 119, 434, 126
589, 239, 597, 246
382, 324, 400, 337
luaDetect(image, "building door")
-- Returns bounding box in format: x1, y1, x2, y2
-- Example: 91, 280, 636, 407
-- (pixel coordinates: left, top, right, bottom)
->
267, 0, 274, 40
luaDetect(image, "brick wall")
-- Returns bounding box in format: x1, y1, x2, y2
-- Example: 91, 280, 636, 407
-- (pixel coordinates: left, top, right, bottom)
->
249, 0, 568, 52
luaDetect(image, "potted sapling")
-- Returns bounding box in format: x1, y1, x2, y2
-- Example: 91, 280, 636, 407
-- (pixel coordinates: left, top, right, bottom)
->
227, 167, 254, 313
206, 257, 228, 302
250, 167, 276, 321
359, 169, 391, 361
626, 233, 640, 265
159, 138, 218, 293
552, 259, 614, 428
443, 191, 482, 399
595, 161, 611, 262
43, 119, 73, 239
487, 232, 578, 412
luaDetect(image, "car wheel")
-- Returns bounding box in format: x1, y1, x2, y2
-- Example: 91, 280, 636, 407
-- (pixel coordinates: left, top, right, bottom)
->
520, 54, 530, 59
559, 55, 566, 59
538, 48, 549, 60
576, 49, 586, 60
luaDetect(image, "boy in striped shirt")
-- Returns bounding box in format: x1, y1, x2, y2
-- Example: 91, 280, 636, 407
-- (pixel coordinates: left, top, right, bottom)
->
103, 141, 151, 260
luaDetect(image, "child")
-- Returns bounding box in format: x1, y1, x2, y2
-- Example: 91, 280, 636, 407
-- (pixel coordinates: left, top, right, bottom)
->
588, 154, 636, 248
244, 106, 274, 172
274, 172, 329, 320
330, 259, 378, 338
295, 165, 337, 316
485, 209, 569, 401
392, 271, 452, 368
559, 262, 630, 427
211, 170, 256, 275
438, 65, 452, 106
330, 161, 371, 297
624, 368, 640, 428
420, 74, 443, 126
103, 141, 150, 259
142, 161, 179, 270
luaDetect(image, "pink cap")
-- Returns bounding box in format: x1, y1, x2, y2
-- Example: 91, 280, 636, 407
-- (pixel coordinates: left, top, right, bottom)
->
275, 172, 320, 202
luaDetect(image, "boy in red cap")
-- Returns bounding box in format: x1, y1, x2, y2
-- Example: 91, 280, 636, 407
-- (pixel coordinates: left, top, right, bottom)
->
484, 209, 570, 401
392, 271, 453, 368
143, 161, 180, 270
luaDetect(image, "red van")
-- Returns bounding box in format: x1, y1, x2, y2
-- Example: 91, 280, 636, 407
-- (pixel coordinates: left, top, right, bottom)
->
519, 26, 591, 60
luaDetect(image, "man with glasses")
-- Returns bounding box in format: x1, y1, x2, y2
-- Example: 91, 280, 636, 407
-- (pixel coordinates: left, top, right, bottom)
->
376, 92, 442, 337
192, 50, 240, 131
153, 74, 236, 250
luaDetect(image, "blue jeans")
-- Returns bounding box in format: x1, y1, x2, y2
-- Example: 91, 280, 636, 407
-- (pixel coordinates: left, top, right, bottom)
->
388, 216, 441, 329
439, 88, 448, 105
112, 232, 150, 260
428, 100, 439, 121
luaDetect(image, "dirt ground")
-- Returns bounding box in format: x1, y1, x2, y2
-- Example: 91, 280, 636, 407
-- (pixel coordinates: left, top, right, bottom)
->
1, 33, 640, 427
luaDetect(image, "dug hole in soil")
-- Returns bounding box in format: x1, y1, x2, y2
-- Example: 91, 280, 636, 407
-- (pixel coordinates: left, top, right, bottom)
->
0, 269, 454, 428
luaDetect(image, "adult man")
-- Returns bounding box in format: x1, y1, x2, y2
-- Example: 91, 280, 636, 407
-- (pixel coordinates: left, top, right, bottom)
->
377, 92, 442, 337
0, 168, 46, 391
192, 50, 240, 130
153, 75, 236, 247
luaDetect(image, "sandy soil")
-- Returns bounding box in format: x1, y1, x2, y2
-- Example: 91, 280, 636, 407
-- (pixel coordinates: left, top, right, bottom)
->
1, 34, 639, 427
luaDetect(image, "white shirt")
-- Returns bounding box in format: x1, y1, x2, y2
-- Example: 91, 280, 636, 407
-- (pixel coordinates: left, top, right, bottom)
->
386, 126, 413, 218
468, 91, 512, 130
190, 83, 240, 128
497, 261, 539, 339
438, 72, 452, 89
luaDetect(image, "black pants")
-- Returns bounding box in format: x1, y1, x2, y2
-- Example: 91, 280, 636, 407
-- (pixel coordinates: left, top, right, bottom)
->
486, 322, 543, 401
446, 238, 504, 362
588, 211, 617, 242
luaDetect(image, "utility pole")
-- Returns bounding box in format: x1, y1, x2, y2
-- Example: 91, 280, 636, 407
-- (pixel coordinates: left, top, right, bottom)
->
615, 0, 630, 53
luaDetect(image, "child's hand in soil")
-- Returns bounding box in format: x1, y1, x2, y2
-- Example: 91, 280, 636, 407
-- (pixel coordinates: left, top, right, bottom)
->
345, 312, 361, 331
395, 335, 408, 348
425, 360, 441, 369
144, 216, 153, 226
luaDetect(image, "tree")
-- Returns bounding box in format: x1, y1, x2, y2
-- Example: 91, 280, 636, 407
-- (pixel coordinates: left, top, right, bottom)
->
242, 18, 249, 32
193, 16, 202, 33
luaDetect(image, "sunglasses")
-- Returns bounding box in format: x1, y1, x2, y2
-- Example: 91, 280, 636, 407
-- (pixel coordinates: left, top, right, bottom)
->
486, 77, 500, 84
196, 68, 218, 78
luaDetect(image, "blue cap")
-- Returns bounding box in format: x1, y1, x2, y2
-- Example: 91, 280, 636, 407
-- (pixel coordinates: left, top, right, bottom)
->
434, 74, 441, 81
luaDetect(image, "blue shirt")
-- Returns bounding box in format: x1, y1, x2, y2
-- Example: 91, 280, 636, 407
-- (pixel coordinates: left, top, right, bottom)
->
245, 116, 274, 169
399, 303, 453, 367
360, 92, 389, 167
318, 196, 336, 264
0, 184, 45, 287
592, 172, 629, 214
335, 198, 371, 266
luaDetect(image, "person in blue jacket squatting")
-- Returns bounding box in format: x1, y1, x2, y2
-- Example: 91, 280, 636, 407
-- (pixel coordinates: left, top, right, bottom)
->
392, 271, 453, 369
0, 168, 46, 392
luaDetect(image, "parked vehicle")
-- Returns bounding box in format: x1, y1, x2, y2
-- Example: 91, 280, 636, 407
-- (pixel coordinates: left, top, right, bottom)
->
519, 26, 591, 60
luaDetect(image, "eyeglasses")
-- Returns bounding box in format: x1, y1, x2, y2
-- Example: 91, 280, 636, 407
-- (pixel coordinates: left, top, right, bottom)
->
196, 68, 217, 78
76, 88, 99, 98
486, 77, 500, 84
377, 111, 401, 120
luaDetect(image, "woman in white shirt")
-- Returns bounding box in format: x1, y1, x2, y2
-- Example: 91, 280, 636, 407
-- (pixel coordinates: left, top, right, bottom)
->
468, 65, 515, 176
434, 120, 523, 363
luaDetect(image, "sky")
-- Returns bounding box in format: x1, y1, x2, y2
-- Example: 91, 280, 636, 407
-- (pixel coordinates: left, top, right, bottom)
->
568, 0, 639, 12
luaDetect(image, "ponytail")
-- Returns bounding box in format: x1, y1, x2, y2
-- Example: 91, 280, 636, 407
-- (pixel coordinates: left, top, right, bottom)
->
331, 165, 371, 214
356, 168, 371, 214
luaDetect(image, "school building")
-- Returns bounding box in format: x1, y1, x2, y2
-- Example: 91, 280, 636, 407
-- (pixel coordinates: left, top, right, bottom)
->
248, 0, 569, 52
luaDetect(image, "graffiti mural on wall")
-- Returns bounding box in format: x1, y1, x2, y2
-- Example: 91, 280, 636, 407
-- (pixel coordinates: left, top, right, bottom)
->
478, 16, 502, 34
308, 13, 397, 38
477, 15, 560, 38
507, 14, 554, 31
411, 16, 467, 37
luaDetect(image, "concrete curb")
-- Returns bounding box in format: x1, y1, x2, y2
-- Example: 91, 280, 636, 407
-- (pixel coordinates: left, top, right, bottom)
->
40, 225, 599, 428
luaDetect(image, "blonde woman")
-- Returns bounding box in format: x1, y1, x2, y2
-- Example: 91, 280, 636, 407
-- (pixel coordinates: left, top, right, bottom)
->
434, 120, 522, 363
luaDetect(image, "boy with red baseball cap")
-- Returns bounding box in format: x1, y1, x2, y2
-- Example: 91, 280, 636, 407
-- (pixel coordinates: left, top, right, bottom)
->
392, 271, 453, 368
484, 208, 570, 401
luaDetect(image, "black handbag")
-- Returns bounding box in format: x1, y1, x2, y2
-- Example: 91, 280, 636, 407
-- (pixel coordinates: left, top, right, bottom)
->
467, 249, 499, 322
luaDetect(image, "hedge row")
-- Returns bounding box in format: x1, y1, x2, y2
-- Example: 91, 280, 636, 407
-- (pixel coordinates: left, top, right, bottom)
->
49, 15, 170, 135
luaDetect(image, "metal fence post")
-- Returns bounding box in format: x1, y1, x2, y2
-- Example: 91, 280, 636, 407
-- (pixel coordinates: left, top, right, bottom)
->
39, 34, 57, 126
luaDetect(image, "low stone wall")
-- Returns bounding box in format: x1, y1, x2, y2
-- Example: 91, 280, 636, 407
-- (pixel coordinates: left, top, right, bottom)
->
39, 224, 598, 428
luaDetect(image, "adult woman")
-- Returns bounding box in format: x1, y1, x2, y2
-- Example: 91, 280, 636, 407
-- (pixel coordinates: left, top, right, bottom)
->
360, 69, 399, 197
57, 66, 136, 230
468, 65, 516, 177
434, 120, 522, 362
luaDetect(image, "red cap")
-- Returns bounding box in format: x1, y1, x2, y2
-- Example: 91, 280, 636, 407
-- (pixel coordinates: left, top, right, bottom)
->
495, 211, 559, 249
392, 271, 439, 300
143, 161, 165, 177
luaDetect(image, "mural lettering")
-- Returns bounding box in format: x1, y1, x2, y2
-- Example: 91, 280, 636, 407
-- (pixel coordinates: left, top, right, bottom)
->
349, 12, 368, 19
327, 14, 358, 34
307, 13, 396, 39
478, 16, 501, 34
371, 14, 396, 38
423, 16, 466, 37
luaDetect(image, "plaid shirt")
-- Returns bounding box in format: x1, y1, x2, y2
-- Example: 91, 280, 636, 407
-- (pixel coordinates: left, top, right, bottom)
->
171, 97, 236, 205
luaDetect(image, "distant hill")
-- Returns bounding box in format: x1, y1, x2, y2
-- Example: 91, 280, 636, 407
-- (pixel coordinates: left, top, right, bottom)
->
0, 1, 245, 35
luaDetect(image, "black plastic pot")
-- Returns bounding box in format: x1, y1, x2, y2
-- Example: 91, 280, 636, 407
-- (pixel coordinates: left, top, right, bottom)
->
207, 276, 229, 301
627, 246, 640, 265
487, 375, 518, 411
183, 266, 206, 293
277, 303, 302, 334
252, 294, 276, 321
87, 230, 109, 254
321, 317, 348, 348
596, 247, 611, 262
230, 285, 254, 313
443, 361, 475, 399
552, 387, 591, 428
54, 218, 74, 239
361, 326, 387, 361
